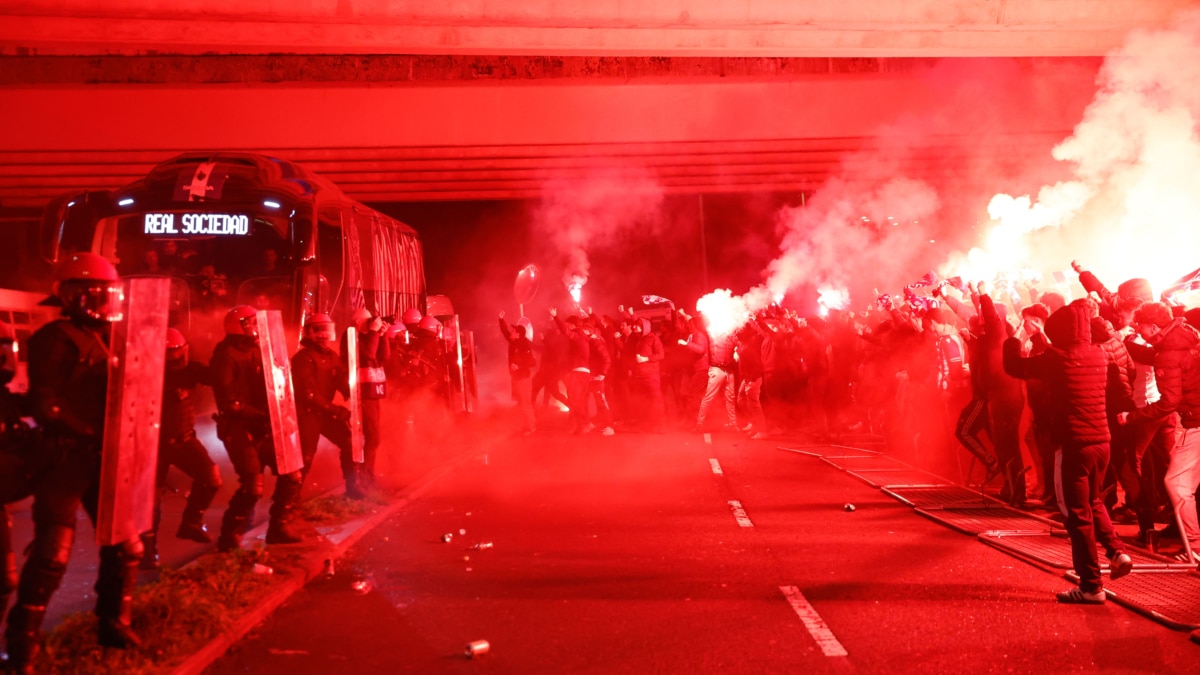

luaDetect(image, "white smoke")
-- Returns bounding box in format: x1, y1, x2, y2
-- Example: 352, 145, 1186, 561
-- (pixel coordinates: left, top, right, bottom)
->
531, 170, 665, 306
767, 177, 941, 307
973, 10, 1200, 295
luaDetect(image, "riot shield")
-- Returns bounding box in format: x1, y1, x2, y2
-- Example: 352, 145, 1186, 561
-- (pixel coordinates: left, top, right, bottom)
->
453, 315, 467, 413
345, 327, 365, 463
257, 310, 304, 476
97, 277, 168, 546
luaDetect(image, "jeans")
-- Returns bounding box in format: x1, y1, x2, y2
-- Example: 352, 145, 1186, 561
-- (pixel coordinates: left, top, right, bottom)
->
1165, 426, 1200, 549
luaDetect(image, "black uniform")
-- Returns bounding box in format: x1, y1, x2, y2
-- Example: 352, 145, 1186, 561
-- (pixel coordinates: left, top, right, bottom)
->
0, 333, 32, 621
343, 329, 389, 484
5, 318, 144, 664
210, 333, 303, 550
291, 337, 358, 494
143, 360, 221, 558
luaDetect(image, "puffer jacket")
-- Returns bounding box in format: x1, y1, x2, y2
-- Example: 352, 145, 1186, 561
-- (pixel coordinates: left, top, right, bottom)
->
1091, 316, 1137, 420
1127, 318, 1200, 429
1003, 302, 1109, 445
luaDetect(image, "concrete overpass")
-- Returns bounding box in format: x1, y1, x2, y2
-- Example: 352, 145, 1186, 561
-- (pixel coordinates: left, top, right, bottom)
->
0, 1, 1193, 207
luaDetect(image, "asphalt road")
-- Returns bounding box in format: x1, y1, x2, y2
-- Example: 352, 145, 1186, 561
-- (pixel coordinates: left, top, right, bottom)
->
208, 416, 1200, 674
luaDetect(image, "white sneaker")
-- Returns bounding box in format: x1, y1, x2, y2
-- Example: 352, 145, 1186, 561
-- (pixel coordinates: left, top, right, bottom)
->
1056, 587, 1105, 604
1109, 553, 1133, 580
600, 427, 615, 436
741, 424, 754, 433
1173, 548, 1200, 565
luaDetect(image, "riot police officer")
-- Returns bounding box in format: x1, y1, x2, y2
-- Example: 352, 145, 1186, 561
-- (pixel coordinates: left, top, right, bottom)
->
0, 320, 29, 625
345, 308, 389, 488
211, 305, 304, 551
5, 253, 142, 671
140, 328, 222, 568
292, 314, 361, 499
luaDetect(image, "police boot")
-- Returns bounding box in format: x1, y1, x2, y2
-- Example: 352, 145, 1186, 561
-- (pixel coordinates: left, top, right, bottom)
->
4, 603, 46, 674
95, 545, 142, 649
344, 467, 366, 501
96, 596, 141, 649
265, 475, 304, 545
265, 514, 303, 545
177, 478, 219, 543
138, 532, 160, 570
217, 514, 247, 553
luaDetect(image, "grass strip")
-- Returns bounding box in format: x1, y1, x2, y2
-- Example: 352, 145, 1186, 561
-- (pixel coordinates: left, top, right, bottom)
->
37, 489, 387, 674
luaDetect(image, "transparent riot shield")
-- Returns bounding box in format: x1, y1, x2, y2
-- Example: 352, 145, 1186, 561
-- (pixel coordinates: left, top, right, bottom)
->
97, 277, 169, 546
345, 327, 365, 463
257, 310, 304, 476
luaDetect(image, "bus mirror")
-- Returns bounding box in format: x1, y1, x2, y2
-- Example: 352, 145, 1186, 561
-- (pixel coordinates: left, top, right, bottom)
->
39, 190, 111, 264
39, 194, 70, 264
514, 264, 540, 305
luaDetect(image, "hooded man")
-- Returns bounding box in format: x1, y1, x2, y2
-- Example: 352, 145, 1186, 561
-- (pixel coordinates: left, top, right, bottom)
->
1004, 299, 1133, 604
1120, 301, 1200, 564
626, 318, 666, 432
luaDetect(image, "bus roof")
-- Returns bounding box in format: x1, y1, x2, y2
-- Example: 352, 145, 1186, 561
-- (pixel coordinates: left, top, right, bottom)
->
115, 152, 416, 234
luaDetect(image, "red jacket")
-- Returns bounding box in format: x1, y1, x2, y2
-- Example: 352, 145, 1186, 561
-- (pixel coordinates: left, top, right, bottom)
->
1003, 303, 1109, 445
1127, 318, 1200, 429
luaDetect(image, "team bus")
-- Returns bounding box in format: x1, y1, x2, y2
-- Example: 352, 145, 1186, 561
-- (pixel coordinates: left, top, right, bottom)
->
39, 152, 426, 356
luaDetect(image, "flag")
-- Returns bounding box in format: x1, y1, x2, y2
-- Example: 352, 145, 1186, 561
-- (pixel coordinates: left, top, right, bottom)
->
1165, 267, 1200, 295
906, 271, 940, 289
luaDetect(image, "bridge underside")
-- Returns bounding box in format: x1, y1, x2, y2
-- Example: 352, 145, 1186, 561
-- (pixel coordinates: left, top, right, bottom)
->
0, 1, 1189, 208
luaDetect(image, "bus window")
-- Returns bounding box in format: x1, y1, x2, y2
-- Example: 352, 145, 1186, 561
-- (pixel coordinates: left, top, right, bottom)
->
317, 218, 344, 316
237, 276, 295, 322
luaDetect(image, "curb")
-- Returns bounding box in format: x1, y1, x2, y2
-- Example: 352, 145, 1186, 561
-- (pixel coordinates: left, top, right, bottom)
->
168, 457, 469, 675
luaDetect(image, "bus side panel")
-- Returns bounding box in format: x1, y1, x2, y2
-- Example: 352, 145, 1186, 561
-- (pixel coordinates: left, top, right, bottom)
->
340, 209, 425, 323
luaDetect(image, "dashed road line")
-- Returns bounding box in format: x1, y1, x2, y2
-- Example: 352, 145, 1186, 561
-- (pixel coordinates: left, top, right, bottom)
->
709, 458, 723, 475
727, 500, 753, 527
704, 432, 712, 445
779, 585, 848, 657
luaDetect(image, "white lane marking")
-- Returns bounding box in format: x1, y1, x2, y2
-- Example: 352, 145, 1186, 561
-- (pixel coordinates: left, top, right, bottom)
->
779, 586, 848, 657
727, 500, 753, 527
704, 432, 712, 445
710, 458, 723, 475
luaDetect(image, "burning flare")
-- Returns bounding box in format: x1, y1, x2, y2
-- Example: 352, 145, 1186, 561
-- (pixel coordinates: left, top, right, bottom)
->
696, 289, 752, 341
566, 274, 585, 305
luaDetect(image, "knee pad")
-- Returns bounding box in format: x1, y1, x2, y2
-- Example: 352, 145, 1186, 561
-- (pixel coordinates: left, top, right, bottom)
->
243, 474, 265, 499
30, 526, 75, 571
119, 538, 144, 562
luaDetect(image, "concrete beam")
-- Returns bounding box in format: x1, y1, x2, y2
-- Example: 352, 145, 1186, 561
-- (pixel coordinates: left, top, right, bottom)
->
0, 0, 1192, 57
0, 57, 1100, 206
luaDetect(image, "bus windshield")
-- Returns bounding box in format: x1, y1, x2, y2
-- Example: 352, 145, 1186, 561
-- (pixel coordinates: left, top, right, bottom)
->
100, 210, 297, 354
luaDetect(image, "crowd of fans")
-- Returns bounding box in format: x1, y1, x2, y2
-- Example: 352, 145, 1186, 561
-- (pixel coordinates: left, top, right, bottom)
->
502, 263, 1200, 601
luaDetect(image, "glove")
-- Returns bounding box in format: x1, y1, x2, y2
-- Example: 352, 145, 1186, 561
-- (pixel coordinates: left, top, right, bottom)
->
636, 354, 649, 363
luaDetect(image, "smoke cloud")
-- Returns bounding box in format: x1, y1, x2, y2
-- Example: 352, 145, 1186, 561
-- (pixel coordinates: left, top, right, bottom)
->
530, 170, 666, 307
962, 9, 1200, 295
768, 176, 942, 307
